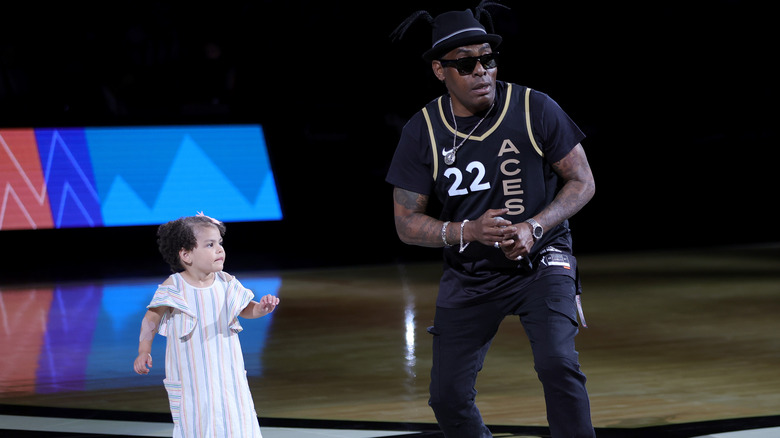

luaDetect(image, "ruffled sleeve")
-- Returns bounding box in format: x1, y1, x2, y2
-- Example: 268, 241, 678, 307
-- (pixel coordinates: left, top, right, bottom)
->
147, 274, 198, 339
220, 272, 255, 333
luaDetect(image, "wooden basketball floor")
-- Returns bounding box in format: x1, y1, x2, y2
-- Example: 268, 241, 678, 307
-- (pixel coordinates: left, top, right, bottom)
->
1, 244, 779, 437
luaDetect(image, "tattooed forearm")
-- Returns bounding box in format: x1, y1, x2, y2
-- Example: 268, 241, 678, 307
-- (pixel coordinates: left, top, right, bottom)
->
393, 187, 446, 247
536, 144, 595, 230
397, 214, 445, 247
394, 187, 426, 211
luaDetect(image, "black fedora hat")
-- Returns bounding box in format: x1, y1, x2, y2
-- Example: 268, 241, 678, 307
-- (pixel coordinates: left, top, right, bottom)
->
422, 9, 502, 62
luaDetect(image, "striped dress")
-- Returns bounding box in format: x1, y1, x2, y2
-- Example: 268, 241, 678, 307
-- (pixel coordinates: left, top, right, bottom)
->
149, 271, 263, 437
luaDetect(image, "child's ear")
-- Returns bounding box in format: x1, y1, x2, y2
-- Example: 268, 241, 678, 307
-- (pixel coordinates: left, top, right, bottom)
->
179, 248, 191, 265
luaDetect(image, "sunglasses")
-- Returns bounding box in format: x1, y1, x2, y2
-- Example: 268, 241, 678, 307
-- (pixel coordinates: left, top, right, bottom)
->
438, 53, 499, 75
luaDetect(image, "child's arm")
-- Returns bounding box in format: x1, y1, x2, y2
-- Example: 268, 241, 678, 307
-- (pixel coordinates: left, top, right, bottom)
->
239, 294, 280, 319
133, 306, 168, 375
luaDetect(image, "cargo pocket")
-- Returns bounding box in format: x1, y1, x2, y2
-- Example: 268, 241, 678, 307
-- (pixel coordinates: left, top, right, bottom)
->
538, 295, 581, 360
545, 295, 579, 327
163, 379, 182, 426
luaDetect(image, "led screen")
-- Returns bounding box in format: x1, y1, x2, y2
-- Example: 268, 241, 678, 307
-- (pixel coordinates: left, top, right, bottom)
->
0, 124, 282, 230
0, 275, 282, 394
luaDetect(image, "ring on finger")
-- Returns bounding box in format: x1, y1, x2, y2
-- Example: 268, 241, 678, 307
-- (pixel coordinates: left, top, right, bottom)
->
494, 242, 500, 249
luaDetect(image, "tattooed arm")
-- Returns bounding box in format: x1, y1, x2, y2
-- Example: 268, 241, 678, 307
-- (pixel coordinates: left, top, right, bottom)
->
537, 143, 596, 231
503, 143, 595, 259
392, 188, 517, 248
392, 187, 444, 247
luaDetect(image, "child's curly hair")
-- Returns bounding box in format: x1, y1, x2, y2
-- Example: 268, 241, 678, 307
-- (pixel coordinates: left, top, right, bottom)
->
157, 215, 226, 272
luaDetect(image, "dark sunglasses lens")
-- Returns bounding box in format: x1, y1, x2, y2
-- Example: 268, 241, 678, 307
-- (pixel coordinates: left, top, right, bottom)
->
452, 54, 498, 74
481, 54, 498, 69
455, 58, 479, 75
442, 53, 499, 75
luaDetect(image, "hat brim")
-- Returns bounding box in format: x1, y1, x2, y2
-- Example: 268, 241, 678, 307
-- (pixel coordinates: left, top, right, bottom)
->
422, 34, 502, 62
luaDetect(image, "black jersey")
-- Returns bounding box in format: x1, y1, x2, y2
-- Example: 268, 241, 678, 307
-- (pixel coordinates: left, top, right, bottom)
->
387, 81, 586, 306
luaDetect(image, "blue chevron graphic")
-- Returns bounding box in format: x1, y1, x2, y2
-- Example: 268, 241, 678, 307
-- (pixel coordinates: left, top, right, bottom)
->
34, 128, 103, 229
83, 124, 281, 227
14, 125, 282, 230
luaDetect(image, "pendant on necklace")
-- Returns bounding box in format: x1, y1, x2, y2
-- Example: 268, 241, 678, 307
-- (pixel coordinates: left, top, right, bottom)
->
444, 151, 456, 165
446, 97, 495, 168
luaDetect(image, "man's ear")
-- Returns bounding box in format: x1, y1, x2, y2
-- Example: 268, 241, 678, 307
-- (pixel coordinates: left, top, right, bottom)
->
432, 60, 446, 82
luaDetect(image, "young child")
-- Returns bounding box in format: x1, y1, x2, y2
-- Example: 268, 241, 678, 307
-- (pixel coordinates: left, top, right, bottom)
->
133, 213, 279, 437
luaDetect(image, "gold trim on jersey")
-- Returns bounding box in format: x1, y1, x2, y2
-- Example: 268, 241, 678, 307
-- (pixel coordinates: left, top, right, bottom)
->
436, 83, 513, 141
422, 107, 439, 180
525, 87, 544, 157
424, 83, 549, 180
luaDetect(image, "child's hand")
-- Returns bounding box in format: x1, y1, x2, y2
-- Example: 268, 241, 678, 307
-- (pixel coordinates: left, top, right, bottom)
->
259, 294, 280, 315
134, 353, 153, 375
240, 294, 280, 318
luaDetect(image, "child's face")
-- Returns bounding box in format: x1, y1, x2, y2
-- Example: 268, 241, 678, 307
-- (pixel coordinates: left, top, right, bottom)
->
182, 224, 225, 274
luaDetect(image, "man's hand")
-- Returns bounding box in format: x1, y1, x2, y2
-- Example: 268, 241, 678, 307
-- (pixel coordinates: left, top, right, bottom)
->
501, 221, 535, 260
466, 208, 518, 247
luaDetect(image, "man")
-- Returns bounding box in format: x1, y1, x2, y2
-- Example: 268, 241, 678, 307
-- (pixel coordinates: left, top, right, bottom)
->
387, 3, 597, 437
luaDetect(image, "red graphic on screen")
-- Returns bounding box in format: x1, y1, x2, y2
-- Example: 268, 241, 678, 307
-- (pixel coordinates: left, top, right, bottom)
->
0, 287, 55, 394
0, 129, 54, 230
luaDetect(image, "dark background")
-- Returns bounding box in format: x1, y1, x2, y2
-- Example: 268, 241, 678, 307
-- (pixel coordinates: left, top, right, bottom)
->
1, 1, 776, 283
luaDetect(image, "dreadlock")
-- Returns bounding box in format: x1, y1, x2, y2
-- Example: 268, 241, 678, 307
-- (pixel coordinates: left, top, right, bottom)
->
389, 10, 434, 42
474, 1, 510, 35
389, 0, 510, 42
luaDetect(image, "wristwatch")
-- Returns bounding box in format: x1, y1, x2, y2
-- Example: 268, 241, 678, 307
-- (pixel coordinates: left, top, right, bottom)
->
524, 218, 543, 241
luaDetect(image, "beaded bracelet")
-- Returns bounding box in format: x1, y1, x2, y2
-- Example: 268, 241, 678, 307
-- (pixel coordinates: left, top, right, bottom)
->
441, 221, 451, 247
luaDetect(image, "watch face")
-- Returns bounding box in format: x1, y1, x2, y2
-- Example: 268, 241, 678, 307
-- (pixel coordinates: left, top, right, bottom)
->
526, 219, 542, 240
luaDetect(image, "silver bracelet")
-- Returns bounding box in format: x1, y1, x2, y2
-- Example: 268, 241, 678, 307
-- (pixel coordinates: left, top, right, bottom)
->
459, 219, 470, 253
441, 221, 451, 247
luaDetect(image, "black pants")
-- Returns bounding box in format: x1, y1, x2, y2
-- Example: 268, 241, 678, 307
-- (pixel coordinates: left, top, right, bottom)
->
427, 274, 595, 438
